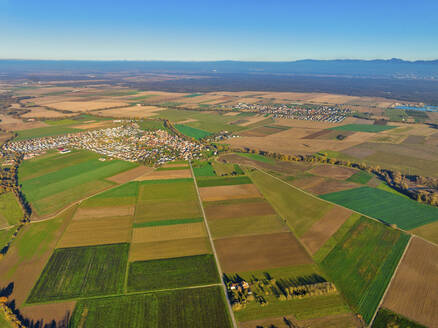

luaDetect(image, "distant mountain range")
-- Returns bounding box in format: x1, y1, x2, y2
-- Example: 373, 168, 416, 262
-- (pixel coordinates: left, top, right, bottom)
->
1, 59, 438, 79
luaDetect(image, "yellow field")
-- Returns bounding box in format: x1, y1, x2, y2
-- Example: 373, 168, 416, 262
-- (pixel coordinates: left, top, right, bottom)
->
56, 216, 132, 248
73, 206, 135, 220
128, 237, 211, 261
131, 222, 206, 243
21, 107, 76, 118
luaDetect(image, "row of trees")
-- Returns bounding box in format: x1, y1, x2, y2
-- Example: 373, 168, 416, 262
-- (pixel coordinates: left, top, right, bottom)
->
233, 147, 438, 207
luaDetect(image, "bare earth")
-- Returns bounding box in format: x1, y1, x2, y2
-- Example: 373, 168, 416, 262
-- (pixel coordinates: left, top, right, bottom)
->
199, 184, 262, 202
383, 237, 438, 327
214, 232, 313, 272
301, 207, 352, 254
135, 168, 192, 180
73, 206, 135, 220
308, 165, 357, 180
20, 301, 76, 327
205, 201, 276, 220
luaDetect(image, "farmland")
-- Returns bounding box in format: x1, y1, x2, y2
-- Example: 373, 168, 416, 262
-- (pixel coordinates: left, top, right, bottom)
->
330, 124, 396, 133
127, 255, 219, 292
382, 237, 438, 327
27, 243, 129, 302
174, 123, 211, 139
319, 216, 409, 324
0, 192, 24, 227
19, 150, 137, 216
248, 169, 332, 236
321, 186, 438, 230
69, 286, 232, 328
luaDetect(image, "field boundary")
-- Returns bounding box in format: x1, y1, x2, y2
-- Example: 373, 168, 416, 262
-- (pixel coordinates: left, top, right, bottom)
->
189, 161, 238, 328
367, 235, 413, 327
249, 166, 437, 248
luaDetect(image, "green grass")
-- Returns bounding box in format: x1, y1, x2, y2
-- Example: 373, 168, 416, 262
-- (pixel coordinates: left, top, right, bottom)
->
376, 182, 409, 199
193, 161, 216, 177
234, 294, 350, 322
236, 152, 275, 164
0, 228, 15, 249
196, 176, 252, 187
330, 124, 396, 133
93, 181, 139, 199
138, 180, 197, 201
372, 308, 426, 328
320, 217, 409, 324
320, 186, 438, 230
81, 182, 139, 208
69, 286, 232, 328
313, 213, 361, 263
211, 161, 244, 176
127, 255, 219, 292
45, 118, 79, 126
346, 171, 373, 184
27, 243, 129, 303
0, 192, 24, 227
154, 108, 244, 132
184, 93, 203, 98
138, 119, 165, 130
20, 151, 137, 215
384, 108, 408, 122
174, 124, 211, 140
15, 126, 82, 140
248, 169, 332, 236
133, 217, 203, 228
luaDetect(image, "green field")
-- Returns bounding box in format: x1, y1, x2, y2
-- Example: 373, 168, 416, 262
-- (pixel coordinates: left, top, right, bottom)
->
330, 124, 396, 133
319, 216, 409, 324
212, 161, 244, 176
138, 119, 165, 130
175, 124, 211, 140
236, 152, 275, 164
154, 109, 245, 133
234, 294, 350, 322
248, 169, 332, 236
0, 192, 24, 227
0, 228, 14, 249
346, 171, 373, 184
0, 309, 13, 328
127, 255, 219, 292
27, 243, 129, 302
15, 126, 82, 140
193, 161, 216, 177
80, 181, 139, 208
69, 286, 232, 328
320, 186, 438, 230
372, 308, 426, 328
19, 150, 137, 215
133, 217, 203, 228
196, 176, 252, 187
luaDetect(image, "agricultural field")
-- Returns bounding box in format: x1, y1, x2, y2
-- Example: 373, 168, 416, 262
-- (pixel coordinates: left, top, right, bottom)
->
330, 124, 396, 133
174, 123, 211, 139
372, 308, 426, 328
69, 286, 232, 328
382, 237, 438, 327
320, 186, 438, 230
127, 255, 219, 292
247, 168, 333, 236
27, 243, 129, 302
0, 192, 24, 228
318, 216, 410, 324
19, 149, 137, 216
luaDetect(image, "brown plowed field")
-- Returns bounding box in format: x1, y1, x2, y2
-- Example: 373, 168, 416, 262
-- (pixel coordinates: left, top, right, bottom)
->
214, 232, 312, 272
131, 222, 206, 243
383, 237, 438, 327
106, 165, 152, 183
56, 216, 132, 248
135, 169, 191, 180
73, 206, 135, 220
20, 301, 76, 327
306, 180, 359, 195
300, 207, 352, 254
308, 165, 356, 180
47, 100, 129, 112
21, 107, 76, 118
292, 176, 326, 190
128, 237, 211, 262
199, 184, 262, 202
205, 201, 275, 220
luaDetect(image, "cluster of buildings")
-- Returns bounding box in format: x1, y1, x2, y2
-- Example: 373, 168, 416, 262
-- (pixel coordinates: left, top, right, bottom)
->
4, 125, 204, 164
230, 103, 350, 122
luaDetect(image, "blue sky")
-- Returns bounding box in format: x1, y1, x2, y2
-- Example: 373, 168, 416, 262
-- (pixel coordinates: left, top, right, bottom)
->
1, 0, 437, 61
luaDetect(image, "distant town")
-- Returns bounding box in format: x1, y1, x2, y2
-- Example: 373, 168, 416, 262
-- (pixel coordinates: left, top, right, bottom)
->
4, 124, 204, 165
229, 103, 350, 122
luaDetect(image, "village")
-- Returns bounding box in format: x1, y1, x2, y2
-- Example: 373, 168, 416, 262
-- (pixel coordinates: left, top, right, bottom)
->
228, 102, 350, 122
3, 124, 204, 165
